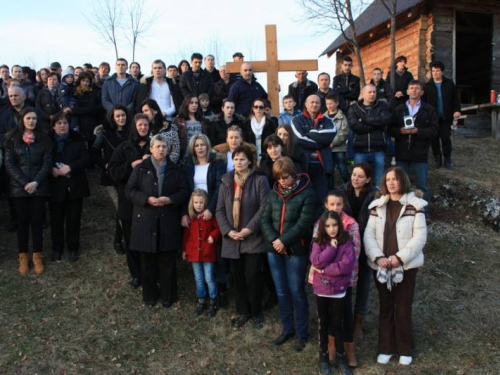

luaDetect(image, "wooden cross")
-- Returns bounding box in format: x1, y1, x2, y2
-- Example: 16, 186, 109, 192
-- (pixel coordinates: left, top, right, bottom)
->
226, 24, 318, 116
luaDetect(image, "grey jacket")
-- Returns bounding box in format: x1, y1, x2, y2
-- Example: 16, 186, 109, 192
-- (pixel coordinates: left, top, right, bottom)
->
328, 109, 349, 152
216, 169, 270, 259
101, 73, 139, 113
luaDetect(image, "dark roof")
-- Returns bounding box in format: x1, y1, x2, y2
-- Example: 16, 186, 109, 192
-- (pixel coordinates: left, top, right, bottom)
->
320, 0, 425, 57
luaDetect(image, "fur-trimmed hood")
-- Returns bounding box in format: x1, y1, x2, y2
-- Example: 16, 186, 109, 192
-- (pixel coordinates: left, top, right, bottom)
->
369, 190, 427, 211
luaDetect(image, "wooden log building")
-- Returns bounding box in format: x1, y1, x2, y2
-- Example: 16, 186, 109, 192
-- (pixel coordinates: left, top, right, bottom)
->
320, 0, 500, 106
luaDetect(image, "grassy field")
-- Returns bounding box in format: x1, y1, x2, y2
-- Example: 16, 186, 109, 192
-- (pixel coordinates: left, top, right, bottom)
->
0, 135, 499, 374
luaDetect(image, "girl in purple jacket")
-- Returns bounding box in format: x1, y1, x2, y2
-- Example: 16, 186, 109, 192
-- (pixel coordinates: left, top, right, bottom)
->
310, 211, 355, 375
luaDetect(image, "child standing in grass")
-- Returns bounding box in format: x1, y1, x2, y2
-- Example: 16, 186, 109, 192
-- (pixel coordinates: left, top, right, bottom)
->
182, 189, 221, 317
310, 211, 355, 375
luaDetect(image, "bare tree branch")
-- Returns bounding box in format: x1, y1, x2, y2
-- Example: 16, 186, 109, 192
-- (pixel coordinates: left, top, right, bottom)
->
126, 0, 159, 62
84, 0, 122, 60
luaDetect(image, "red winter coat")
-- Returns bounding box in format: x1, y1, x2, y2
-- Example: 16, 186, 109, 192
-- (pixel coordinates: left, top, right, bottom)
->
183, 216, 221, 262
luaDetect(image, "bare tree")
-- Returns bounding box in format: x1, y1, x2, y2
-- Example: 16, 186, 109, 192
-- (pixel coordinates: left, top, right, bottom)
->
204, 33, 226, 68
84, 0, 122, 60
126, 0, 159, 62
380, 0, 398, 91
297, 0, 368, 85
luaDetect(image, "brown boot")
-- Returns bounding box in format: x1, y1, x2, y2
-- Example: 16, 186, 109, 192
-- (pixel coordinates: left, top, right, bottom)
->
19, 253, 29, 275
33, 253, 45, 275
344, 342, 358, 368
328, 335, 336, 364
353, 314, 364, 343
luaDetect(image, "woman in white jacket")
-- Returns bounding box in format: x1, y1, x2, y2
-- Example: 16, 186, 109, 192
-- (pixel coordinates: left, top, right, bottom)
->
364, 167, 427, 366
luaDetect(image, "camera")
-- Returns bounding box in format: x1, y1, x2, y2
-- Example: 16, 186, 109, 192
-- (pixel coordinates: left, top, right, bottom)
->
403, 115, 415, 129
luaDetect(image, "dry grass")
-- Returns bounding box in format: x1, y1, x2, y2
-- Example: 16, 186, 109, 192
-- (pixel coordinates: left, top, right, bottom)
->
0, 135, 499, 374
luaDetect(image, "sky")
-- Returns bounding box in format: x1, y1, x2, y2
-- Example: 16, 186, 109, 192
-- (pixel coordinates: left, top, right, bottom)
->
0, 0, 343, 98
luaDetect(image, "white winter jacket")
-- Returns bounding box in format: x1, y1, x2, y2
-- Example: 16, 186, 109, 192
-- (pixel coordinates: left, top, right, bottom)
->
364, 191, 427, 271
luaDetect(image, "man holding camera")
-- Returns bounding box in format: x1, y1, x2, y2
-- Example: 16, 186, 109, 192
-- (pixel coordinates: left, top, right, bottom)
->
388, 80, 439, 213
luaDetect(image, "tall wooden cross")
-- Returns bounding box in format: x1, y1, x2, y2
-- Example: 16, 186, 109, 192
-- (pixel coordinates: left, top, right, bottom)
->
226, 24, 318, 116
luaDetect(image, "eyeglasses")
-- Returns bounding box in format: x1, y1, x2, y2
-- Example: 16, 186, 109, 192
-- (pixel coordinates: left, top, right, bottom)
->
253, 105, 264, 110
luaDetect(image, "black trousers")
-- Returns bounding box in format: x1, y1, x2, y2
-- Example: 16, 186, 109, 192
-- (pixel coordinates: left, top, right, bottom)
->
231, 253, 265, 317
140, 251, 177, 304
374, 268, 418, 356
317, 295, 345, 359
13, 196, 46, 253
332, 286, 354, 342
122, 220, 141, 280
431, 118, 452, 159
50, 197, 83, 253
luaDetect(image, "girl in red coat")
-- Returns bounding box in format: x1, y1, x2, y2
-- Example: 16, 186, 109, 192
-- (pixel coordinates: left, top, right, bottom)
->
183, 189, 221, 317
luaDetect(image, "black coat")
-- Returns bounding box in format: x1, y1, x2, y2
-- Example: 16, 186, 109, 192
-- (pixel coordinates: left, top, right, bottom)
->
72, 89, 102, 141
134, 76, 184, 115
179, 69, 215, 100
370, 79, 391, 102
0, 106, 42, 144
35, 88, 60, 130
91, 125, 128, 186
108, 139, 150, 220
212, 76, 237, 111
423, 77, 461, 124
386, 69, 414, 109
4, 136, 52, 198
182, 152, 226, 214
388, 102, 439, 163
347, 100, 392, 153
332, 73, 361, 112
208, 114, 245, 147
49, 131, 91, 202
338, 183, 377, 236
206, 68, 221, 84
244, 117, 278, 159
288, 80, 319, 111
125, 157, 190, 253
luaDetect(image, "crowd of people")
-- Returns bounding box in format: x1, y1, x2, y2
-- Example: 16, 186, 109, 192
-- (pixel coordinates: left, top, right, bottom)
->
0, 52, 461, 374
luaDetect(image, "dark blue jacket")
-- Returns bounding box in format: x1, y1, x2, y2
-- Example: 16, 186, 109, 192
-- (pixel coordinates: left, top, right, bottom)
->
228, 76, 267, 117
291, 110, 337, 174
101, 73, 139, 114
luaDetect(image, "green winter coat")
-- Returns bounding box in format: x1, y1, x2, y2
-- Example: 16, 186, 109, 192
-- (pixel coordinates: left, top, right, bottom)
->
260, 173, 317, 256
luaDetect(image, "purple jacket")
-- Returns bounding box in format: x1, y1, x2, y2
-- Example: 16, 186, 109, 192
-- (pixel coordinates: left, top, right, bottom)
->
310, 240, 355, 296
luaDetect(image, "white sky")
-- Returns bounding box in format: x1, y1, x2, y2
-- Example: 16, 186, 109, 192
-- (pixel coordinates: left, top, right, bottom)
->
0, 0, 342, 103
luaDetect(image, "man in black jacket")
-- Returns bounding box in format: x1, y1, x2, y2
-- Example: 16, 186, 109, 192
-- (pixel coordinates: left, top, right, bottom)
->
316, 72, 334, 113
386, 56, 414, 109
204, 54, 221, 84
347, 84, 392, 188
35, 72, 60, 130
332, 56, 361, 112
389, 80, 439, 213
180, 53, 215, 101
423, 61, 461, 169
288, 71, 318, 111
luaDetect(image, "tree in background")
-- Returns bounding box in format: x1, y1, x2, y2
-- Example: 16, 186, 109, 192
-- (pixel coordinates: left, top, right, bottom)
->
380, 0, 398, 92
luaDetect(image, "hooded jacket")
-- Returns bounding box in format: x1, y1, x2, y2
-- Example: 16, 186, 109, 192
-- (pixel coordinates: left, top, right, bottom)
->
364, 191, 427, 271
327, 109, 349, 152
260, 173, 316, 256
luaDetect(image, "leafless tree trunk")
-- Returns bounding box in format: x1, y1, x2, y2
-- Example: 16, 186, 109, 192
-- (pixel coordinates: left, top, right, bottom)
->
297, 0, 368, 85
84, 0, 122, 60
126, 0, 159, 62
381, 0, 398, 91
205, 33, 226, 68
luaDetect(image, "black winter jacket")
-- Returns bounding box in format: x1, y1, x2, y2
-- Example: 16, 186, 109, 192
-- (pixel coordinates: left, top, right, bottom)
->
332, 73, 361, 112
179, 69, 214, 100
244, 117, 278, 158
4, 136, 52, 197
423, 77, 461, 124
49, 131, 91, 202
72, 88, 102, 141
208, 114, 245, 147
388, 102, 439, 163
386, 69, 414, 108
134, 76, 184, 115
91, 125, 128, 186
125, 157, 190, 253
212, 76, 237, 111
338, 183, 377, 236
108, 139, 150, 220
348, 100, 392, 153
370, 79, 391, 102
35, 88, 60, 130
288, 80, 318, 111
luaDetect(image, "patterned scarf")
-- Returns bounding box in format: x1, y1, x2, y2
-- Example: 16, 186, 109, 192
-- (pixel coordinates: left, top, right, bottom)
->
22, 132, 35, 145
232, 169, 251, 230
151, 156, 167, 195
278, 177, 299, 199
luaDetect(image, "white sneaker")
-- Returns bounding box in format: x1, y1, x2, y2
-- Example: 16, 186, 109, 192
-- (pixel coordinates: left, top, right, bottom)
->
399, 356, 413, 365
377, 354, 393, 364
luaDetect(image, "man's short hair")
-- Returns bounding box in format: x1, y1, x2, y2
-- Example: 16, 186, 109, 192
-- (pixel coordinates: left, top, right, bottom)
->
99, 62, 111, 70
318, 72, 331, 80
430, 61, 445, 72
373, 67, 383, 73
47, 72, 59, 80
152, 59, 166, 69
222, 98, 235, 107
167, 65, 177, 70
325, 93, 340, 103
83, 63, 93, 70
233, 52, 244, 58
395, 55, 407, 64
116, 58, 128, 65
282, 94, 294, 102
408, 79, 423, 89
205, 54, 215, 60
191, 53, 203, 61
0, 64, 10, 71
342, 56, 353, 64
11, 65, 22, 72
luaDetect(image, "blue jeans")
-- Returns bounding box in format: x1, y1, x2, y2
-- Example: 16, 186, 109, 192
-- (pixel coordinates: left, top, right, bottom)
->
354, 151, 385, 189
396, 160, 430, 215
347, 129, 355, 161
267, 252, 309, 340
332, 152, 350, 183
386, 136, 395, 157
192, 262, 217, 299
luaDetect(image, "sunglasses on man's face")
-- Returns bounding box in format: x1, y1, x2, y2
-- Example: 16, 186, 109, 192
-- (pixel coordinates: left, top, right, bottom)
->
253, 105, 264, 110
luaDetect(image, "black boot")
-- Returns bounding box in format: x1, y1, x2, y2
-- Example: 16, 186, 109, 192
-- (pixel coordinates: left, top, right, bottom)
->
336, 353, 352, 375
69, 251, 78, 263
444, 157, 453, 170
434, 155, 442, 169
319, 354, 332, 375
206, 298, 217, 317
195, 298, 206, 316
